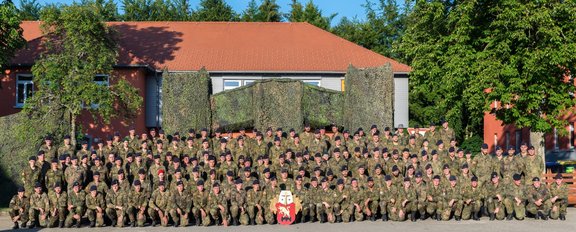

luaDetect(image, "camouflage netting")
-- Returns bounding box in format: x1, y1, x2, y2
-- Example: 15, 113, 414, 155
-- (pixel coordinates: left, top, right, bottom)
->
161, 68, 212, 133
344, 64, 395, 131
253, 79, 303, 132
212, 79, 346, 131
211, 84, 254, 131
302, 84, 344, 128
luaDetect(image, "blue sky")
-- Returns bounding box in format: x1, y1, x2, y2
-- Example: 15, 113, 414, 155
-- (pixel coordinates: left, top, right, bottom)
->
21, 0, 369, 25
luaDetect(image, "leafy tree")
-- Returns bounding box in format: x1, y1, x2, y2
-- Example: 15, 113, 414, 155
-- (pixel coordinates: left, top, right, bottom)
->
241, 0, 259, 22
149, 0, 173, 21
287, 0, 336, 30
121, 0, 152, 21
0, 0, 26, 73
190, 0, 237, 21
399, 0, 576, 158
24, 4, 142, 146
256, 0, 282, 22
170, 0, 191, 21
18, 0, 42, 20
80, 0, 119, 21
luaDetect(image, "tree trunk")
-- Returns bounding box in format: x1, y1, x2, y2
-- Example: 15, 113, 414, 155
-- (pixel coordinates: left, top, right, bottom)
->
70, 113, 77, 148
529, 130, 546, 174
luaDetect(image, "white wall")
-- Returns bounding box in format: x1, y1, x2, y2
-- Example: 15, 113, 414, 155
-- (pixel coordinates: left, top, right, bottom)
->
394, 77, 409, 128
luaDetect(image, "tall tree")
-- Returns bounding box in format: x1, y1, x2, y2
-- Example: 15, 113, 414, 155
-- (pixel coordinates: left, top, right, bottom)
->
241, 0, 259, 21
25, 4, 142, 146
288, 0, 335, 30
121, 0, 152, 21
170, 0, 191, 21
190, 0, 237, 21
18, 0, 41, 20
80, 0, 119, 21
0, 0, 26, 73
399, 0, 576, 158
256, 0, 282, 22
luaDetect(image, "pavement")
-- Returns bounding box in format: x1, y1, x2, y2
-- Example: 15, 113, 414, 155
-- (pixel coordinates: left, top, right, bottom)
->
1, 208, 575, 232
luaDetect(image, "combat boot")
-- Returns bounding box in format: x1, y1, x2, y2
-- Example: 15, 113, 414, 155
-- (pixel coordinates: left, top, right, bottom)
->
370, 214, 376, 221
232, 217, 238, 226
174, 221, 179, 227
12, 222, 19, 230
472, 212, 480, 221
320, 214, 326, 223
249, 218, 255, 225
130, 221, 135, 227
411, 212, 417, 222
151, 220, 157, 227
59, 220, 64, 228
336, 215, 342, 223
195, 217, 201, 226
436, 213, 441, 221
539, 212, 548, 221
489, 213, 495, 221
455, 216, 461, 221
90, 221, 95, 227
481, 206, 488, 216
382, 214, 388, 222
560, 214, 566, 221
420, 212, 426, 220
506, 213, 513, 220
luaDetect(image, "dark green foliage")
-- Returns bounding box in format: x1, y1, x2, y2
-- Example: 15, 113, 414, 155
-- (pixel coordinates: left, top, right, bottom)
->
287, 0, 336, 30
161, 69, 212, 134
212, 85, 254, 131
0, 0, 26, 72
191, 0, 237, 21
18, 0, 42, 20
80, 0, 119, 21
344, 64, 394, 132
256, 0, 282, 22
460, 135, 483, 155
302, 84, 344, 128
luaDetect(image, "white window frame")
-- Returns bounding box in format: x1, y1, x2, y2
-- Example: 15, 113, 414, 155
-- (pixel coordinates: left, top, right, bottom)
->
15, 74, 34, 108
302, 80, 321, 87
223, 80, 242, 90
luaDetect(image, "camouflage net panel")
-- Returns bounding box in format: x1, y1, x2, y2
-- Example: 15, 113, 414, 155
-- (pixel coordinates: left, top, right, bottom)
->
344, 64, 395, 131
161, 68, 212, 134
211, 84, 254, 131
253, 79, 304, 132
302, 84, 344, 128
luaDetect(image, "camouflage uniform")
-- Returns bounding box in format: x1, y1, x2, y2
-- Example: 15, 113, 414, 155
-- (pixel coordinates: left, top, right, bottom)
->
47, 189, 67, 227
64, 189, 86, 227
170, 187, 193, 227
28, 190, 49, 227
9, 192, 29, 228
148, 188, 172, 226
105, 187, 128, 227
85, 190, 106, 227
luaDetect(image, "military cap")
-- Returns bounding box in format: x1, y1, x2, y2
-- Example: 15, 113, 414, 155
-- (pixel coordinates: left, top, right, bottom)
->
532, 177, 540, 182
407, 165, 414, 170
28, 156, 37, 161
138, 169, 146, 175
295, 175, 303, 180
392, 165, 399, 172
270, 176, 277, 181
234, 179, 242, 185
279, 153, 286, 159
281, 169, 288, 173
425, 163, 432, 169
402, 148, 410, 153
392, 149, 399, 155
491, 172, 499, 179
34, 182, 42, 188
354, 147, 361, 153
433, 175, 441, 180
73, 182, 80, 187
111, 179, 119, 185
53, 182, 61, 188
415, 172, 423, 177
153, 154, 160, 159
410, 154, 418, 159
457, 148, 463, 153
220, 138, 227, 143
176, 181, 184, 186
529, 146, 535, 150
197, 180, 204, 185
337, 179, 345, 185
274, 137, 281, 142
252, 180, 260, 185
70, 156, 78, 160
448, 147, 455, 153
92, 171, 100, 176
371, 125, 378, 129
208, 155, 216, 161
384, 175, 392, 181
554, 173, 563, 179
374, 164, 383, 170
443, 164, 450, 170
311, 177, 318, 182
158, 181, 165, 186
431, 150, 438, 155
436, 140, 443, 145
314, 167, 321, 172
191, 157, 198, 161
320, 177, 328, 183
495, 146, 502, 151
481, 143, 489, 149
89, 185, 97, 191
382, 147, 389, 153
404, 177, 411, 182
166, 152, 173, 157
226, 170, 234, 177
17, 186, 25, 192
172, 157, 180, 163
209, 169, 216, 175
37, 150, 45, 156
314, 129, 320, 134
508, 146, 515, 151
133, 180, 141, 186
333, 148, 341, 153
158, 169, 165, 175
51, 158, 58, 163
513, 174, 522, 181
114, 156, 122, 161
106, 135, 113, 141
263, 168, 270, 173
64, 135, 71, 139
367, 177, 374, 182
341, 166, 348, 171
471, 176, 478, 182
449, 175, 457, 181
327, 170, 334, 176
461, 163, 469, 169
409, 135, 416, 140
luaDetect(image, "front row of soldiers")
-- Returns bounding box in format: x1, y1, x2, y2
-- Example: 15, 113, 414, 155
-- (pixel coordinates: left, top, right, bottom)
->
9, 168, 568, 229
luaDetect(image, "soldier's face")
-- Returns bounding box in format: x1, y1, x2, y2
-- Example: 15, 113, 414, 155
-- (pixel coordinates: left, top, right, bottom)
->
112, 185, 118, 191
534, 181, 541, 188
514, 180, 522, 186
177, 185, 183, 191
450, 180, 456, 187
18, 192, 24, 198
91, 190, 97, 197
134, 185, 141, 192
471, 181, 478, 187
556, 178, 563, 185
404, 182, 410, 188
433, 179, 440, 186
35, 187, 41, 194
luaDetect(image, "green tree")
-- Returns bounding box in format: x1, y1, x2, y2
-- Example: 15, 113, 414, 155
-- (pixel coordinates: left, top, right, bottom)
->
80, 0, 119, 21
190, 0, 237, 21
170, 0, 191, 20
399, 0, 576, 159
24, 4, 142, 146
18, 0, 42, 20
256, 0, 282, 22
287, 0, 335, 30
121, 0, 152, 21
0, 0, 26, 73
241, 0, 259, 21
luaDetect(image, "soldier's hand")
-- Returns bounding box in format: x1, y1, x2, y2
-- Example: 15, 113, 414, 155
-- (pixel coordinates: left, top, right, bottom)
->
68, 205, 74, 211
466, 199, 472, 204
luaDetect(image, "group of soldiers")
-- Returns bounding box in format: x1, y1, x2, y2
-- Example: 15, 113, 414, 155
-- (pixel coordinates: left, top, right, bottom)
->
8, 121, 570, 229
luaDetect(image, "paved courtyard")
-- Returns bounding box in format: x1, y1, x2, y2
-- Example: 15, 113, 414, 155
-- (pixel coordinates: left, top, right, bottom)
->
1, 208, 575, 232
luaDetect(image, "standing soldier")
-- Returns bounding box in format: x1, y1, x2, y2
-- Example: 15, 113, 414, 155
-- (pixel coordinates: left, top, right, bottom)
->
127, 180, 148, 227
85, 185, 105, 227
472, 144, 494, 185
441, 175, 462, 221
461, 176, 484, 220
192, 180, 211, 226
526, 177, 552, 220
40, 136, 58, 161
246, 180, 265, 225
106, 180, 127, 227
47, 183, 67, 228
503, 174, 526, 220
523, 146, 544, 182
45, 159, 64, 193
170, 180, 192, 227
58, 135, 75, 158
21, 156, 41, 197
485, 172, 505, 220
229, 179, 248, 226
9, 187, 29, 229
148, 181, 171, 226
549, 173, 568, 220
65, 182, 85, 228
28, 182, 49, 228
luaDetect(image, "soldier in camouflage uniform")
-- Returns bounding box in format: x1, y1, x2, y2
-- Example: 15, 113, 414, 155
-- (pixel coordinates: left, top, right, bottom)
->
485, 172, 505, 220
526, 177, 552, 220
461, 176, 483, 220
127, 180, 148, 227
364, 177, 380, 221
229, 179, 249, 226
65, 182, 85, 228
441, 175, 462, 221
380, 175, 397, 221
246, 180, 266, 225
472, 144, 493, 185
396, 177, 418, 221
523, 146, 544, 182
549, 173, 568, 220
192, 180, 211, 226
47, 183, 67, 228
344, 179, 364, 222
45, 159, 63, 193
148, 181, 171, 226
106, 180, 127, 227
426, 175, 444, 220
503, 174, 526, 220
9, 187, 29, 229
208, 183, 229, 226
86, 185, 106, 227
21, 156, 41, 197
170, 180, 193, 227
28, 182, 49, 228
316, 178, 335, 223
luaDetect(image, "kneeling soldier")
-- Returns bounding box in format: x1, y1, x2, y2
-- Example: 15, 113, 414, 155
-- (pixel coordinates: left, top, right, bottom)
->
503, 174, 526, 220
65, 182, 85, 228
86, 185, 105, 227
9, 187, 29, 229
526, 177, 552, 220
192, 180, 211, 226
549, 173, 568, 220
48, 183, 67, 228
28, 182, 49, 228
148, 181, 171, 226
127, 180, 148, 227
461, 176, 484, 220
170, 180, 192, 227
106, 180, 127, 227
208, 183, 229, 226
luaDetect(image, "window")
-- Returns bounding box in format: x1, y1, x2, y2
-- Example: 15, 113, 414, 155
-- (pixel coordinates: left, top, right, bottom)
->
554, 128, 559, 150
244, 80, 255, 86
224, 80, 241, 90
515, 130, 522, 150
16, 75, 34, 108
570, 124, 575, 149
303, 80, 321, 86
505, 131, 510, 149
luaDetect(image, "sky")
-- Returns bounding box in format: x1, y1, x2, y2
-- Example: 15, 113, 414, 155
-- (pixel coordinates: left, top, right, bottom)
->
21, 0, 369, 25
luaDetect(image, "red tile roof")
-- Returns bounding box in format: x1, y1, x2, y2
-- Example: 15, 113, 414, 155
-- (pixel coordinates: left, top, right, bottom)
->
14, 21, 411, 73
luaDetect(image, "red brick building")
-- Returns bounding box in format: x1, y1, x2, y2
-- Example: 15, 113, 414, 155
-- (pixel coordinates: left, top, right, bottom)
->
2, 21, 411, 140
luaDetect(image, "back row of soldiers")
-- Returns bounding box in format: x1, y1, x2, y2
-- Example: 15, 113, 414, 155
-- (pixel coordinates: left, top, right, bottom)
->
9, 122, 568, 228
